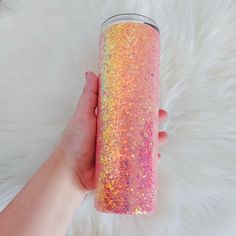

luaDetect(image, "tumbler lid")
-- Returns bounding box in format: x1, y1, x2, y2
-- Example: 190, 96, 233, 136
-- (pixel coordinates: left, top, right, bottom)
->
101, 13, 159, 32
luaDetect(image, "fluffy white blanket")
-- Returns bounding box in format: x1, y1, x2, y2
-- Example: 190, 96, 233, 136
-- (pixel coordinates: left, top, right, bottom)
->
0, 0, 236, 235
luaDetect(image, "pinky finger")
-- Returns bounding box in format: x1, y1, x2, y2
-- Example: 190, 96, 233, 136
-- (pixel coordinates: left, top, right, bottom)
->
157, 153, 161, 165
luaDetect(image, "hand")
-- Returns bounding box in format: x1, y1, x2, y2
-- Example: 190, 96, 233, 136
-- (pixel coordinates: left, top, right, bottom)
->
53, 71, 168, 192
0, 71, 168, 236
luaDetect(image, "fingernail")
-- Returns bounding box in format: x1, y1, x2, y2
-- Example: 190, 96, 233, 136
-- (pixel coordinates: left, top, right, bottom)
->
85, 72, 89, 84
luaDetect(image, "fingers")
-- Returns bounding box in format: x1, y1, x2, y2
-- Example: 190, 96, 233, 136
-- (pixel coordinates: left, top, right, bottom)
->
157, 109, 168, 163
158, 131, 168, 145
74, 71, 98, 120
159, 109, 168, 122
158, 108, 168, 145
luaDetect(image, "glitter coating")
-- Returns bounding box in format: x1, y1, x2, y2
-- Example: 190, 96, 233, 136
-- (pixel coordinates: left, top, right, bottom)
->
95, 21, 160, 215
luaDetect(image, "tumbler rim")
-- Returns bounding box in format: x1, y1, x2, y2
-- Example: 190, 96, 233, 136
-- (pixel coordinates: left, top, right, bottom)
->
101, 13, 159, 32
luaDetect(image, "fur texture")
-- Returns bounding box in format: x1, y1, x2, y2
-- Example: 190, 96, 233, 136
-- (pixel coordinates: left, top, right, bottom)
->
0, 0, 236, 235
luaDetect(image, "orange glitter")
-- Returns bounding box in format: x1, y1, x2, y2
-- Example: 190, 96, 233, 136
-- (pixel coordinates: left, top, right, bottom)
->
95, 18, 160, 215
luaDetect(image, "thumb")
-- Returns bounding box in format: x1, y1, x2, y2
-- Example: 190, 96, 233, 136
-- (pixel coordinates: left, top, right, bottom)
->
74, 71, 98, 120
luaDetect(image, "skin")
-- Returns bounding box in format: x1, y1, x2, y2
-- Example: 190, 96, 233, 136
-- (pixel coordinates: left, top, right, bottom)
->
0, 71, 168, 236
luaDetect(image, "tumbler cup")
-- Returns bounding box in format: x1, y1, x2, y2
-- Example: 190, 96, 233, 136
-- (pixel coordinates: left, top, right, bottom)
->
95, 13, 160, 215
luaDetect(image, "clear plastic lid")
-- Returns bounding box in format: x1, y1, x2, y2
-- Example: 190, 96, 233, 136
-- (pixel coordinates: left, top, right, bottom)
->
101, 13, 159, 32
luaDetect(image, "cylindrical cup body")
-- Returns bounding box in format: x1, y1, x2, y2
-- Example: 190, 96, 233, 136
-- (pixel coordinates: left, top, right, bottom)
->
95, 13, 160, 215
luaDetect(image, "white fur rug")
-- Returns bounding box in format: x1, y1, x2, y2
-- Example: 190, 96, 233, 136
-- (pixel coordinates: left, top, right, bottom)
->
0, 0, 236, 235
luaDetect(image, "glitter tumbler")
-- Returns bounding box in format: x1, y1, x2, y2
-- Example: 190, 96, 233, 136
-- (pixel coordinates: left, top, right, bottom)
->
95, 13, 160, 215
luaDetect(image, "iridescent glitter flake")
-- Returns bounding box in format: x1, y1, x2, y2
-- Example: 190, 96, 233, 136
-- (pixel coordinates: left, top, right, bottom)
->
95, 20, 160, 215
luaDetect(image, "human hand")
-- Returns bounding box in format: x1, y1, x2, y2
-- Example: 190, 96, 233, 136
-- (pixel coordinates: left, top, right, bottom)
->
53, 71, 168, 192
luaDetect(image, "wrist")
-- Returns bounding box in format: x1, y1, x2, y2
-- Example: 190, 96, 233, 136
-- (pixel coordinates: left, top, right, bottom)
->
49, 146, 88, 196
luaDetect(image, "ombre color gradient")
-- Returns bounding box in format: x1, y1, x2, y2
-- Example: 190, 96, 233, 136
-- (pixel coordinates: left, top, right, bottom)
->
95, 21, 160, 215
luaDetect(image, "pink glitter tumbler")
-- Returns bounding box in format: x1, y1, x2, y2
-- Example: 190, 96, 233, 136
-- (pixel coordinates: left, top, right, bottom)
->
95, 13, 160, 215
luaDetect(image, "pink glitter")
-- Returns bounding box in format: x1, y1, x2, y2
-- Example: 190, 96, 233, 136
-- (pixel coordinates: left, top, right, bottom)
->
95, 18, 160, 215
